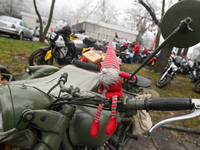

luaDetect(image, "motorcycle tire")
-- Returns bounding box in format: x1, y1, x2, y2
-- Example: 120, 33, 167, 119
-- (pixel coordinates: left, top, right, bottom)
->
29, 49, 53, 66
73, 59, 101, 72
156, 76, 171, 88
1, 69, 15, 81
193, 80, 200, 93
189, 73, 197, 83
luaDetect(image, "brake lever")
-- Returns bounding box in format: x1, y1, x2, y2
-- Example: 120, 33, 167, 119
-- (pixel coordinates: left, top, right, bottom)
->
149, 99, 200, 133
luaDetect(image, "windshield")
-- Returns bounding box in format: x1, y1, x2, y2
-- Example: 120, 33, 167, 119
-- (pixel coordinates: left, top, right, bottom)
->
0, 16, 18, 23
53, 20, 68, 32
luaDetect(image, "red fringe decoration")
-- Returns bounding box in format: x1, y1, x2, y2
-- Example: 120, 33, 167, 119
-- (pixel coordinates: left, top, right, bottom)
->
90, 120, 100, 138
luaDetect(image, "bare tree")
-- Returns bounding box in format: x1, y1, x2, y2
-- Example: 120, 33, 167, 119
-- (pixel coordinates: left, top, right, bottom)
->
0, 0, 33, 18
33, 0, 56, 42
74, 0, 120, 25
138, 0, 174, 73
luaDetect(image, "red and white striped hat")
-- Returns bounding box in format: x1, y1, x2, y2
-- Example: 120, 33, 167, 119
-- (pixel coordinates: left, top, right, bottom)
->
101, 42, 119, 71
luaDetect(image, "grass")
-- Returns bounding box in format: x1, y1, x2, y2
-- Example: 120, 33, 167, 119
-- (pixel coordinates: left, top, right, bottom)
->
0, 36, 48, 78
0, 36, 200, 130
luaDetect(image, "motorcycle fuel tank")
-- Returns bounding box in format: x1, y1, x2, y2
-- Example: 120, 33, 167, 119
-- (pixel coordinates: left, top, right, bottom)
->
69, 105, 111, 148
0, 84, 54, 132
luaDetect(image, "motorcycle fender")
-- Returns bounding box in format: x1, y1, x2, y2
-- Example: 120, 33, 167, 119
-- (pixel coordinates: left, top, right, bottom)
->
44, 50, 52, 61
69, 105, 110, 148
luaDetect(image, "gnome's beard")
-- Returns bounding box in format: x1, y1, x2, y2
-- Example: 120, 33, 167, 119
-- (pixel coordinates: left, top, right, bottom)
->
98, 68, 121, 89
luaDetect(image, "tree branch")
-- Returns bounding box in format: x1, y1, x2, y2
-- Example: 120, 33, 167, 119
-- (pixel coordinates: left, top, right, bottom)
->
138, 0, 161, 27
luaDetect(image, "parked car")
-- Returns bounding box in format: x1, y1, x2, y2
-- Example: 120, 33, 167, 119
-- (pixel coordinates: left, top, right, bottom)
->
0, 15, 34, 40
35, 27, 50, 38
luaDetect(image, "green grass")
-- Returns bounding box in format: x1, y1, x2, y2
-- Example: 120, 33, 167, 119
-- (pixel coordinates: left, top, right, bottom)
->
1, 36, 200, 130
0, 36, 48, 78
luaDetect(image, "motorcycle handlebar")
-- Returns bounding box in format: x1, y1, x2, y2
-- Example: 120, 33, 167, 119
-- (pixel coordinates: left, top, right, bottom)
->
144, 97, 193, 112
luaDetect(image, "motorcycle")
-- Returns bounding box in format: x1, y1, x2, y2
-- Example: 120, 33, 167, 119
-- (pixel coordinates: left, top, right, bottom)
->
138, 50, 152, 63
147, 52, 158, 70
29, 21, 96, 66
0, 64, 199, 150
189, 59, 200, 83
156, 56, 182, 88
1, 1, 200, 149
157, 55, 193, 88
116, 42, 134, 64
0, 64, 15, 81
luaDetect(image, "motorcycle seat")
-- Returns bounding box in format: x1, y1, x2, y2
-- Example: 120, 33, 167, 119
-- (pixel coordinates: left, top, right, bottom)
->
75, 44, 84, 52
10, 65, 99, 96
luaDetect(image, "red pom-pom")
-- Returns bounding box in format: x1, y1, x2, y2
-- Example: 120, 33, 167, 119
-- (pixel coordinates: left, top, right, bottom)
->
105, 117, 117, 136
82, 57, 87, 62
90, 120, 100, 138
79, 57, 87, 62
97, 61, 101, 66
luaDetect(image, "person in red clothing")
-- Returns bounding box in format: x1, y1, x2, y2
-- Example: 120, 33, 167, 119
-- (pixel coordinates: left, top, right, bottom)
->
130, 41, 137, 49
141, 45, 147, 55
133, 43, 140, 63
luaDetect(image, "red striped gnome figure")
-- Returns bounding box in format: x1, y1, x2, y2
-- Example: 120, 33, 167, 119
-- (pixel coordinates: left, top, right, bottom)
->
90, 42, 136, 138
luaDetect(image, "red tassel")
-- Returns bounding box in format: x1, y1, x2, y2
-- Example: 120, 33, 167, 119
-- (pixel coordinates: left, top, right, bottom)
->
105, 117, 117, 136
90, 120, 100, 138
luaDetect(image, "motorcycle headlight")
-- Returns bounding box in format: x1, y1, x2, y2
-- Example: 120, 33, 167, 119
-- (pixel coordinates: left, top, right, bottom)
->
172, 65, 178, 72
25, 66, 31, 73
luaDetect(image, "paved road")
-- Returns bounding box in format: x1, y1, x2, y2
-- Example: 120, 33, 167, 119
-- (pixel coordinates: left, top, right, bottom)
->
125, 127, 200, 150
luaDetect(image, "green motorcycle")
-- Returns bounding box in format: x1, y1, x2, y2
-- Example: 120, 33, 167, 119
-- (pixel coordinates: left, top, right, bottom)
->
1, 0, 200, 149
0, 64, 196, 150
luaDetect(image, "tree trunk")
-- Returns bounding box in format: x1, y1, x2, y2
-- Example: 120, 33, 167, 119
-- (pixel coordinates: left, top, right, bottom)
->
154, 28, 161, 49
153, 43, 173, 73
177, 48, 182, 56
33, 0, 56, 42
181, 48, 189, 57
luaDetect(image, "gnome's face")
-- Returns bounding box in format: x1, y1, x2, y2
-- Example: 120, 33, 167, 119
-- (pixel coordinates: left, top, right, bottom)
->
98, 68, 121, 89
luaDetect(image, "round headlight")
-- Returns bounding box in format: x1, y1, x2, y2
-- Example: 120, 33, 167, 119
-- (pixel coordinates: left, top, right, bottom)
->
25, 66, 31, 73
172, 65, 178, 72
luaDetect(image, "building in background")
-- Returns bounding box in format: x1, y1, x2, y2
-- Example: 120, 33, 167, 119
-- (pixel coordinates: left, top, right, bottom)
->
20, 11, 59, 34
72, 19, 138, 42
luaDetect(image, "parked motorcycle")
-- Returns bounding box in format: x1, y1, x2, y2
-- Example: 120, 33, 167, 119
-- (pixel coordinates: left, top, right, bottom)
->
1, 1, 200, 149
0, 64, 199, 150
189, 59, 200, 82
0, 64, 15, 81
29, 21, 96, 66
115, 42, 134, 64
147, 52, 158, 70
138, 50, 152, 63
156, 56, 181, 88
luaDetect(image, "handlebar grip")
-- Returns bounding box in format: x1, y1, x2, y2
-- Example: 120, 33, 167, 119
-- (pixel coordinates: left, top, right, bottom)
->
145, 97, 193, 112
60, 73, 68, 83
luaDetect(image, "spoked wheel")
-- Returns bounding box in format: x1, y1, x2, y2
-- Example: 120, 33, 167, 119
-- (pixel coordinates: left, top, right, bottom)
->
193, 80, 200, 93
156, 75, 171, 88
29, 49, 53, 66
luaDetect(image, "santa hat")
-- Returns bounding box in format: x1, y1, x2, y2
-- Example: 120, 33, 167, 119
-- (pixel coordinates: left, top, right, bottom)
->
101, 42, 119, 71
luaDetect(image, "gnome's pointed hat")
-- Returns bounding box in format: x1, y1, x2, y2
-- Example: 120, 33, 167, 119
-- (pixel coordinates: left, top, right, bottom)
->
101, 42, 119, 71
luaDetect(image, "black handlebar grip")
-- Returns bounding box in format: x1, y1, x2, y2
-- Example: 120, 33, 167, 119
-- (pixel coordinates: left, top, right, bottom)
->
145, 97, 193, 112
60, 73, 68, 82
